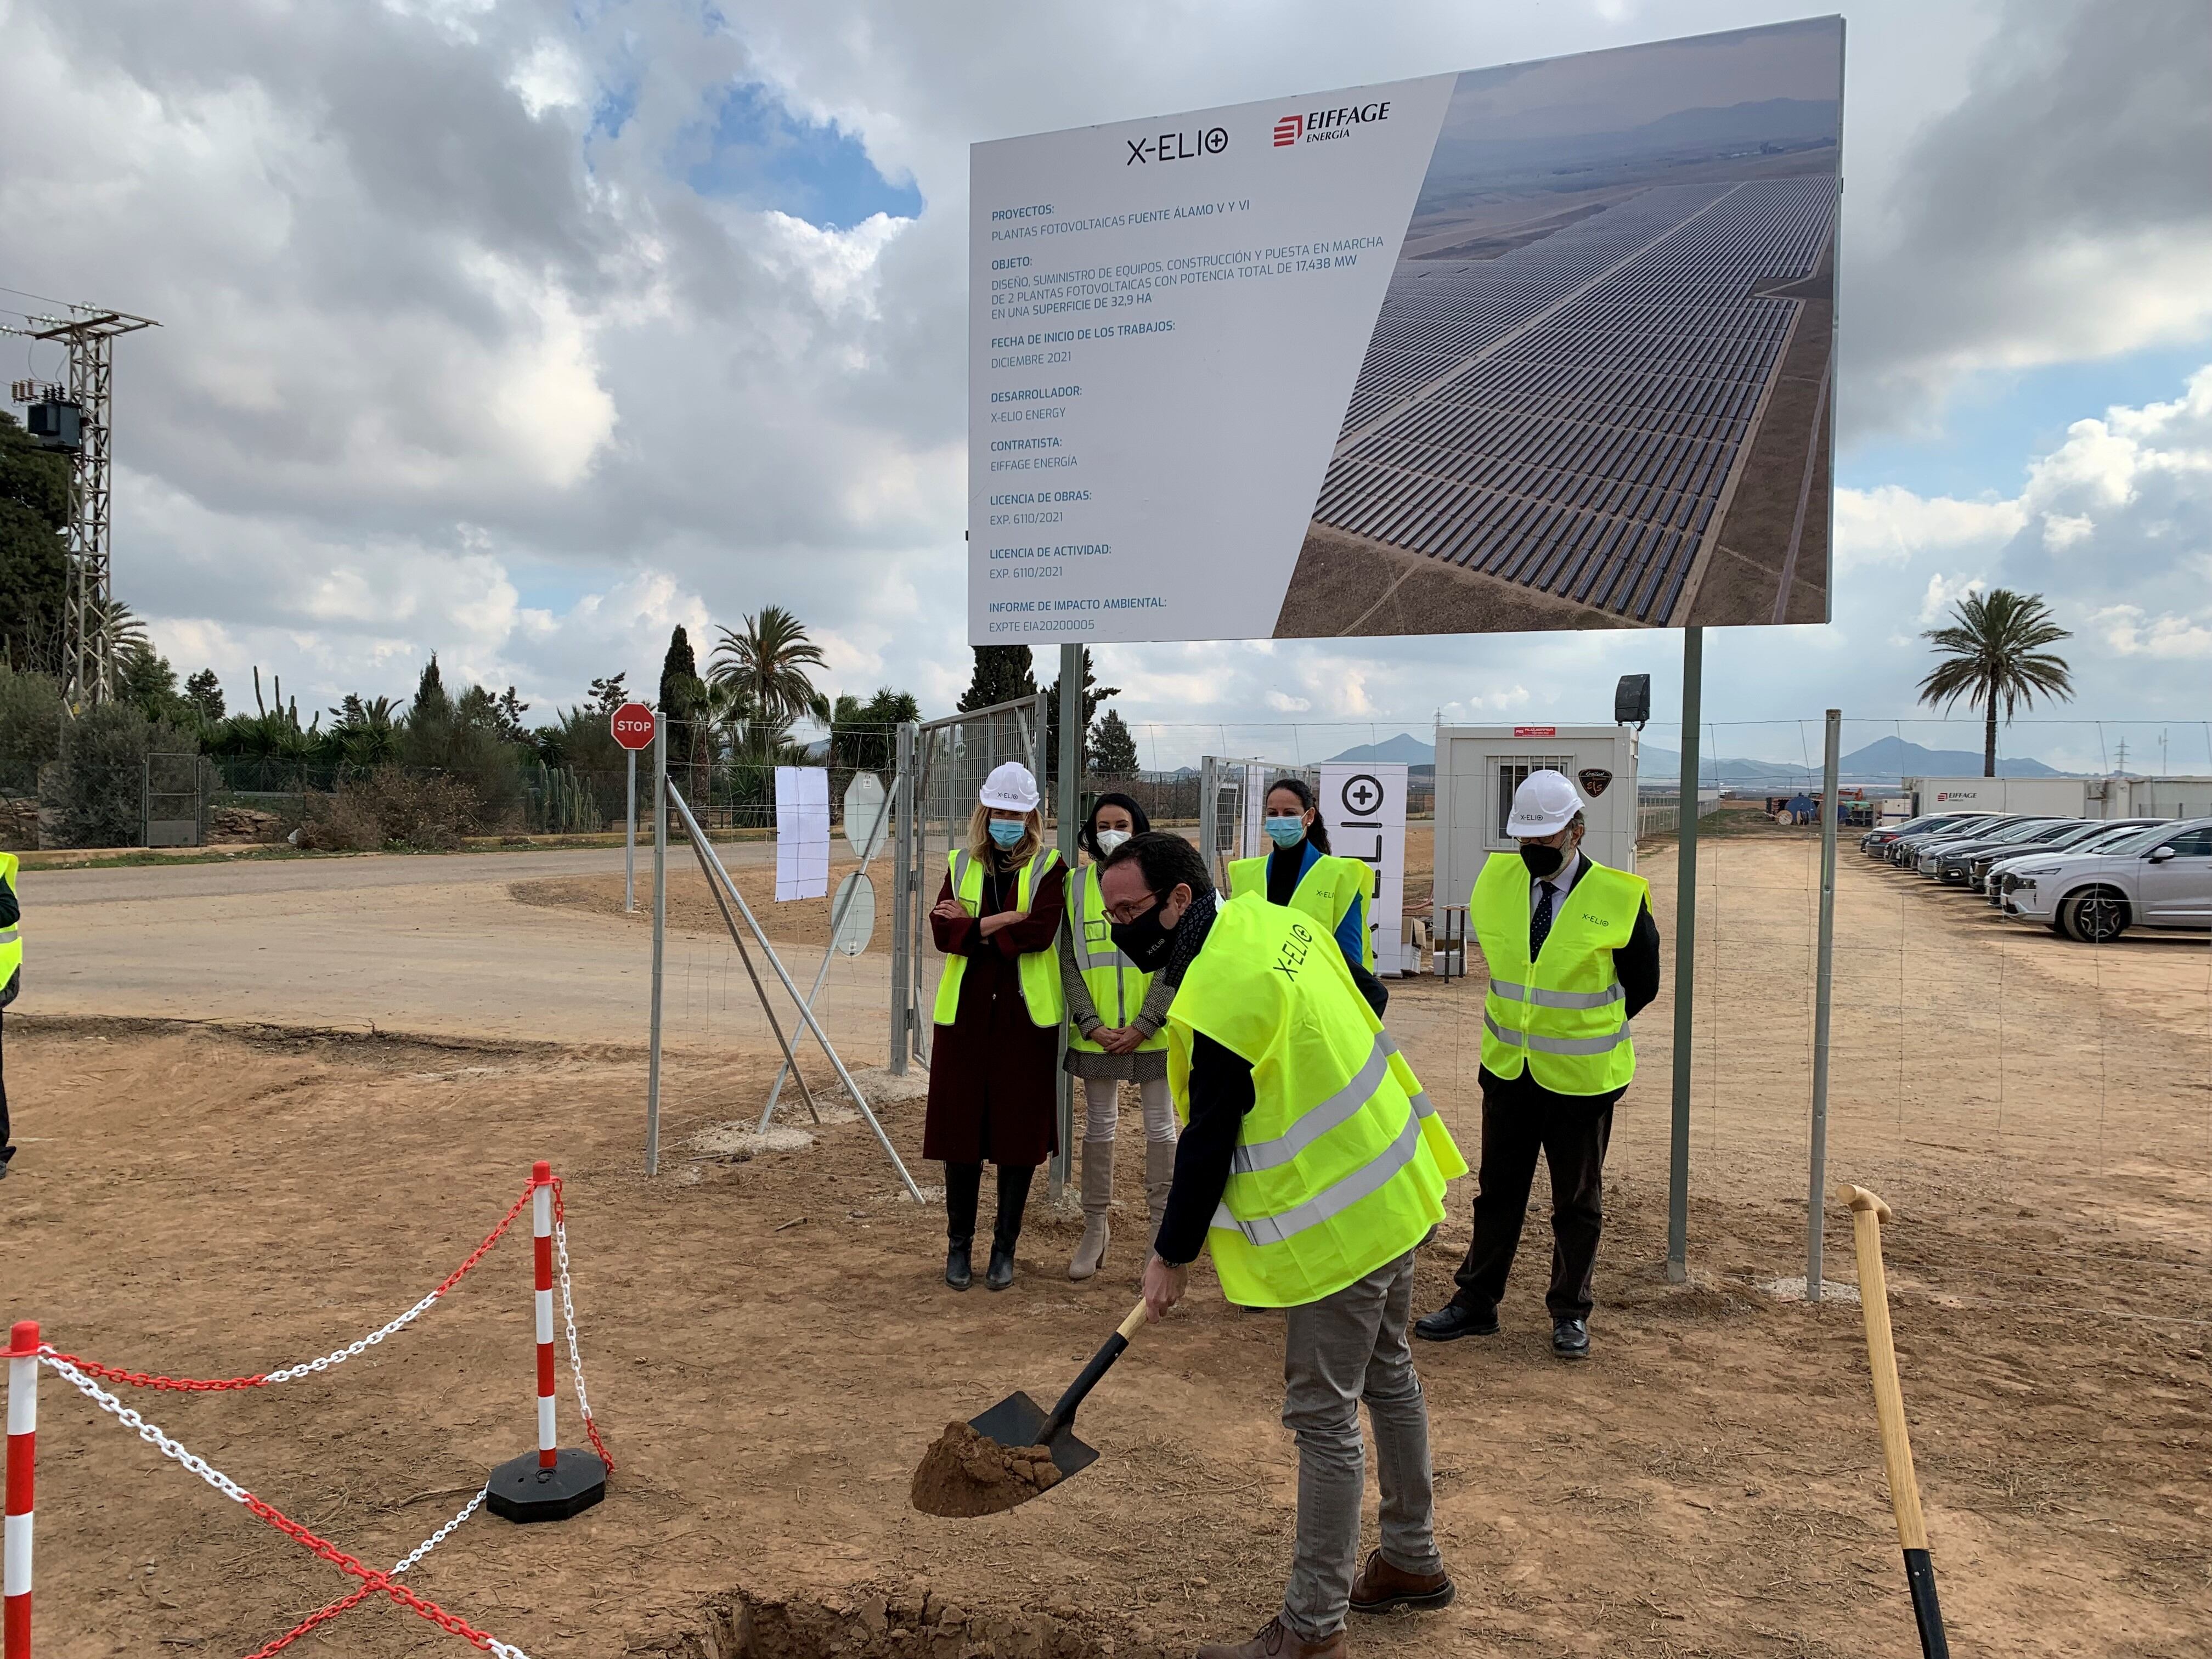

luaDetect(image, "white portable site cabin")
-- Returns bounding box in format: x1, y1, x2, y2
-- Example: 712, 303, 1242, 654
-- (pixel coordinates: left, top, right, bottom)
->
1905, 775, 2212, 821
1432, 724, 1641, 915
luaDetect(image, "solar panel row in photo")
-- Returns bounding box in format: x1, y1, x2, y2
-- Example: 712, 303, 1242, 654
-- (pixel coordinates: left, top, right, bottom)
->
1316, 177, 1835, 625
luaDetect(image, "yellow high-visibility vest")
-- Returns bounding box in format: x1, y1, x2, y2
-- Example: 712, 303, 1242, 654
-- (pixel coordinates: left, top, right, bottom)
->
932, 847, 1064, 1029
0, 850, 19, 1001
1064, 862, 1167, 1054
1469, 851, 1646, 1094
1166, 894, 1466, 1308
1226, 850, 1376, 969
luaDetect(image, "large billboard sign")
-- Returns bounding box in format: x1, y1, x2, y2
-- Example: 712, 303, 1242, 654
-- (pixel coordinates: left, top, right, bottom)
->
969, 18, 1842, 645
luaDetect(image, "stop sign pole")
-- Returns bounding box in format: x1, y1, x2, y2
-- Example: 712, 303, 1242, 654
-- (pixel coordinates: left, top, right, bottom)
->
610, 703, 657, 911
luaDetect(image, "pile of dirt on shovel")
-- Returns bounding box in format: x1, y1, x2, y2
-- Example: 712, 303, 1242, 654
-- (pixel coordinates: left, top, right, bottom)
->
910, 1420, 1064, 1518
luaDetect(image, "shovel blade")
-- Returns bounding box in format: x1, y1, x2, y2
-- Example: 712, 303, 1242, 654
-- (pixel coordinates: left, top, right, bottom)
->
968, 1391, 1100, 1482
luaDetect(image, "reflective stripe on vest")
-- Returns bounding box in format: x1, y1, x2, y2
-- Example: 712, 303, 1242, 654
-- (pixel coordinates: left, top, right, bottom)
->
1470, 851, 1645, 1095
933, 846, 1063, 1029
1066, 863, 1166, 1054
1166, 894, 1467, 1308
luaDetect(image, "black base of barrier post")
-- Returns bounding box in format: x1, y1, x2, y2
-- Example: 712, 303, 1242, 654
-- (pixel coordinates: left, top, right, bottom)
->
487, 1447, 608, 1522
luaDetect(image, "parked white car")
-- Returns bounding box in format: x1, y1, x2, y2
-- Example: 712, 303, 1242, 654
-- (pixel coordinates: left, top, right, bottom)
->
1983, 820, 2163, 907
1998, 818, 2212, 941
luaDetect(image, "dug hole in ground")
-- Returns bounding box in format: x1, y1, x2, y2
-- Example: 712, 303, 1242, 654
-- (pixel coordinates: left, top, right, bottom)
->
4, 821, 2209, 1656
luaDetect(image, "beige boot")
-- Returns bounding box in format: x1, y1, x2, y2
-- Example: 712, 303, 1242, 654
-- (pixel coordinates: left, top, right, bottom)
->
1068, 1138, 1114, 1280
1144, 1137, 1177, 1255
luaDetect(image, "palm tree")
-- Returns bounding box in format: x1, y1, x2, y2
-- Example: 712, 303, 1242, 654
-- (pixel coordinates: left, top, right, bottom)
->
709, 607, 831, 743
1917, 589, 2075, 777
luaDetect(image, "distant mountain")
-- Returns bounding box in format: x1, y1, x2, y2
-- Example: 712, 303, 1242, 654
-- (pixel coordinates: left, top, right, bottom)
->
1638, 735, 2078, 788
1325, 733, 1435, 765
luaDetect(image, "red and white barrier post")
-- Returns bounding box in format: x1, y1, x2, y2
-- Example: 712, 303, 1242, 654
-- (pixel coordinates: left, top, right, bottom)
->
5, 1321, 36, 1659
486, 1165, 607, 1523
533, 1163, 557, 1470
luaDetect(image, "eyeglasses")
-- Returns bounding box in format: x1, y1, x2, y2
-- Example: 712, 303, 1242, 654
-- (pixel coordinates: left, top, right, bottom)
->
1103, 891, 1165, 927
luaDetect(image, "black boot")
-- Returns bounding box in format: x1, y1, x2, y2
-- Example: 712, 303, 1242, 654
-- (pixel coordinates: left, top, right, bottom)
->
988, 1163, 1035, 1291
944, 1162, 981, 1291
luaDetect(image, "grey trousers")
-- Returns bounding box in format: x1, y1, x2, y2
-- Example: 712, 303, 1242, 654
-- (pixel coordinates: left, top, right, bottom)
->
1279, 1249, 1443, 1640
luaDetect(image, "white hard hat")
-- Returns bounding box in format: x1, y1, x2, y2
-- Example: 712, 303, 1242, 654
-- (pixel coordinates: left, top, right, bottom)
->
1505, 769, 1584, 837
978, 761, 1040, 812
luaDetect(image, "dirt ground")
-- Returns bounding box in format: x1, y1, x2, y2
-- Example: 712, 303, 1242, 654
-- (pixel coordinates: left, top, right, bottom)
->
4, 837, 2209, 1658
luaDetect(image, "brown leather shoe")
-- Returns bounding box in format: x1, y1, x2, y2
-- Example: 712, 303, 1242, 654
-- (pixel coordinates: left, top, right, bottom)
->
1348, 1548, 1456, 1614
1193, 1615, 1348, 1658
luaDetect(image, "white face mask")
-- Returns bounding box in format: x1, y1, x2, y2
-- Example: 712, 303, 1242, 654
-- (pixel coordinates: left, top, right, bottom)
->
1093, 828, 1131, 855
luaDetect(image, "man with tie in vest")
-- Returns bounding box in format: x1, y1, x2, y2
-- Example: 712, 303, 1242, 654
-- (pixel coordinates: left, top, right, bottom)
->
1415, 770, 1660, 1360
1101, 832, 1468, 1659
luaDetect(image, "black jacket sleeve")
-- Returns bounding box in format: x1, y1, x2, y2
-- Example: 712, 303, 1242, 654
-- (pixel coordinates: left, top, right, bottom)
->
1152, 1032, 1254, 1266
1616, 898, 1661, 1020
0, 877, 16, 930
1346, 958, 1389, 1017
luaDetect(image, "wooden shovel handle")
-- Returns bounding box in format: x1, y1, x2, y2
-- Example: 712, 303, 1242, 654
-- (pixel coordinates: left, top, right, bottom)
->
1833, 1184, 1927, 1552
1116, 1299, 1148, 1342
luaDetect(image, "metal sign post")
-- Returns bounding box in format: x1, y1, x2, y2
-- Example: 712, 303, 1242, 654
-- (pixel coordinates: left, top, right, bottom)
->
1807, 707, 1842, 1300
625, 749, 637, 912
1052, 644, 1083, 1202
1667, 626, 1703, 1283
645, 710, 667, 1176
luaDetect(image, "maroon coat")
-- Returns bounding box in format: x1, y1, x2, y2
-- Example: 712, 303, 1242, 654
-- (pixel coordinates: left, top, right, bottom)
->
922, 854, 1066, 1168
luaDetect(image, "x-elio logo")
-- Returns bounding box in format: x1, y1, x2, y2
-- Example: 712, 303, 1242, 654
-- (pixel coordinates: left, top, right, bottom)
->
1272, 114, 1302, 147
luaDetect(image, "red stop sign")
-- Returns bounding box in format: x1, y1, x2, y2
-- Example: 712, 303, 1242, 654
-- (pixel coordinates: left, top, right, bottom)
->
610, 702, 657, 750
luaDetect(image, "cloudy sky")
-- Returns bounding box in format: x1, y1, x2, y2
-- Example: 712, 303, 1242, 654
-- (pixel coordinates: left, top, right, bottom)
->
2, 0, 2206, 773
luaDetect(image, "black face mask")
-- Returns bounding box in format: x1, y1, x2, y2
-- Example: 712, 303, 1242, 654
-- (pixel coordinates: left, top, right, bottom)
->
1109, 898, 1177, 971
1519, 841, 1566, 879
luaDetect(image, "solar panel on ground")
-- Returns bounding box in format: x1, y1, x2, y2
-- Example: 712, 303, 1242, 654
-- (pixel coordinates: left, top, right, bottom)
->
1315, 177, 1836, 625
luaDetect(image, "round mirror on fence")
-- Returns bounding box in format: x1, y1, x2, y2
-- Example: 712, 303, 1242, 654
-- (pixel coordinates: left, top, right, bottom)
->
831, 872, 876, 956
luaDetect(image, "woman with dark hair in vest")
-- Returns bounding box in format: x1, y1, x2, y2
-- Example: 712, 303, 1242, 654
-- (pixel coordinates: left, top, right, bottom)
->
924, 762, 1067, 1292
1057, 791, 1178, 1280
1227, 777, 1390, 1015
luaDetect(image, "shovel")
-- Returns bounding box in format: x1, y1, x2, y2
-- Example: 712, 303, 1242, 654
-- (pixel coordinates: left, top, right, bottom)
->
970, 1299, 1151, 1485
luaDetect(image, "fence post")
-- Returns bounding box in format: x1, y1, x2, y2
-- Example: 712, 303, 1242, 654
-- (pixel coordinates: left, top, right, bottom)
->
5, 1318, 36, 1659
1667, 627, 1703, 1283
889, 720, 918, 1075
1807, 708, 1841, 1300
646, 712, 667, 1177
624, 748, 637, 912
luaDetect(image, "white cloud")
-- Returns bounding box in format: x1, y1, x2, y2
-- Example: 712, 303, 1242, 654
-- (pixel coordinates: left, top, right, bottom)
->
1917, 572, 1987, 624
2090, 605, 2212, 661
1835, 485, 2027, 571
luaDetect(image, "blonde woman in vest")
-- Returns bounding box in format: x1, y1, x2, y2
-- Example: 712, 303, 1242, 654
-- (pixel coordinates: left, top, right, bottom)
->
1056, 792, 1177, 1280
1414, 769, 1660, 1361
1227, 778, 1389, 1016
1104, 832, 1468, 1658
924, 762, 1067, 1292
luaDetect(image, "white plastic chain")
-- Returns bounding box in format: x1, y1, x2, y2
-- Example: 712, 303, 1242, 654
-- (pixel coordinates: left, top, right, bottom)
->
259, 1283, 450, 1384
38, 1352, 533, 1659
551, 1216, 595, 1429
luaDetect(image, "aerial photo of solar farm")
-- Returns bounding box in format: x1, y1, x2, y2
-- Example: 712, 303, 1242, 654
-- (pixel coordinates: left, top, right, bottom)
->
1276, 16, 1843, 639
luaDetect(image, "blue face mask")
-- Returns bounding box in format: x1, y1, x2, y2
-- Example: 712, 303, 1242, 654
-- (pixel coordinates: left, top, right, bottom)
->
988, 818, 1026, 849
1265, 816, 1306, 849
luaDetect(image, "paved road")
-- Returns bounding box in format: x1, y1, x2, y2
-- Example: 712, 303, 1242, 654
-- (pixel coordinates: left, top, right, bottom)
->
16, 843, 857, 1050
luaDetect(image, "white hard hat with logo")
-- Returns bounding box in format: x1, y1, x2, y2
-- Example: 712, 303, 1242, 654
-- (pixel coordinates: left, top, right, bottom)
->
978, 761, 1041, 812
1505, 769, 1584, 838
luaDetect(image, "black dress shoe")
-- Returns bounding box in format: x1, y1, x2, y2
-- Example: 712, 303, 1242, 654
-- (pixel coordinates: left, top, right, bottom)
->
985, 1243, 1016, 1291
1551, 1317, 1590, 1358
1413, 1299, 1499, 1342
945, 1241, 973, 1291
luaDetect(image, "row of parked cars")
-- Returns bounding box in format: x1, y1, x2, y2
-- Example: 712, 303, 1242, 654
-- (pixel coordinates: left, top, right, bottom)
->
1859, 808, 2212, 943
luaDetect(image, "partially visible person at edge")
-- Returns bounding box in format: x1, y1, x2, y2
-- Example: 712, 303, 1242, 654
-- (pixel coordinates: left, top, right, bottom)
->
1056, 792, 1177, 1282
1103, 831, 1468, 1659
923, 762, 1066, 1293
1227, 778, 1389, 1016
1415, 769, 1660, 1362
0, 850, 18, 1180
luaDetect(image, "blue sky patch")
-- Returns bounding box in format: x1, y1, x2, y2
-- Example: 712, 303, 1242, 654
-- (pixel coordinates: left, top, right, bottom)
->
685, 82, 922, 229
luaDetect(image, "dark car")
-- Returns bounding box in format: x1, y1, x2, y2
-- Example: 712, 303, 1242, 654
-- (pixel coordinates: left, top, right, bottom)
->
1887, 813, 2013, 866
1928, 819, 2083, 884
1862, 811, 1995, 859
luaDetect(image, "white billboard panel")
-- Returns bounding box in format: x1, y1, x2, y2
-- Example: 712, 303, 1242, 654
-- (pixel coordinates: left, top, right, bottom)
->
969, 18, 1843, 644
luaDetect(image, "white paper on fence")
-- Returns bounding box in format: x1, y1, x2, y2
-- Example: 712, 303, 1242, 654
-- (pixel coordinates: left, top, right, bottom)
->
1318, 762, 1408, 977
775, 766, 831, 901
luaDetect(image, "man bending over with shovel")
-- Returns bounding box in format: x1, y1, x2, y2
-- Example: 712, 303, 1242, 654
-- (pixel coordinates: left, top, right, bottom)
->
1098, 833, 1468, 1658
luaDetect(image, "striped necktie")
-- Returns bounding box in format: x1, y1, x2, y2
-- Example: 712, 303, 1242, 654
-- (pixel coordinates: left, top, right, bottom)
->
1530, 879, 1558, 960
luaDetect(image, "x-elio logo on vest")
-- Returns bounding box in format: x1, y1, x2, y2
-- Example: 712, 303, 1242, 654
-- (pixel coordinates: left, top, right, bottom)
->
1273, 114, 1302, 147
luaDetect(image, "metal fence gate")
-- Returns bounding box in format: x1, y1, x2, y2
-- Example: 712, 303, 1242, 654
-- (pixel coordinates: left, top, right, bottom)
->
888, 692, 1051, 1076
1196, 757, 1318, 893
